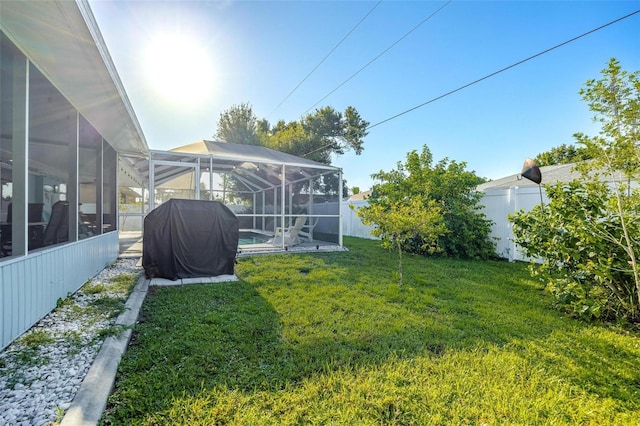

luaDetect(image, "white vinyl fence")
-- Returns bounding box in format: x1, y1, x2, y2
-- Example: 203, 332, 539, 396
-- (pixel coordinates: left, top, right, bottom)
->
342, 200, 378, 240
479, 186, 548, 262
343, 190, 548, 261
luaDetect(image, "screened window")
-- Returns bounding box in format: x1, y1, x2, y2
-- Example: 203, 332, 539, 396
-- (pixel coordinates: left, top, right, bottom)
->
28, 63, 75, 249
1, 29, 121, 260
78, 115, 100, 239
0, 31, 25, 258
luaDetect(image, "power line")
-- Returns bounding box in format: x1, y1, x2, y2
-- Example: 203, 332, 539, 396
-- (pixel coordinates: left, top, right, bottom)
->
367, 8, 640, 130
304, 0, 453, 114
301, 8, 640, 158
268, 0, 383, 119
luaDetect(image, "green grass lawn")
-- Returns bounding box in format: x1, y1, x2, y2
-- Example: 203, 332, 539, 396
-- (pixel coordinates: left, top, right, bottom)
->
101, 237, 640, 425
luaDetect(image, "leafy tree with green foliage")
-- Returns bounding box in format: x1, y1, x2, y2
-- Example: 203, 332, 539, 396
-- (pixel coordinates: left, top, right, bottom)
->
534, 143, 592, 166
215, 104, 369, 165
358, 145, 495, 262
214, 102, 264, 145
510, 58, 640, 322
419, 155, 494, 259
357, 196, 446, 286
262, 105, 368, 164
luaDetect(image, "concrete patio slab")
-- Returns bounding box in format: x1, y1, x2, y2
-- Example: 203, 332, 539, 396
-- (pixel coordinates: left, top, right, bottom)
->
149, 275, 238, 286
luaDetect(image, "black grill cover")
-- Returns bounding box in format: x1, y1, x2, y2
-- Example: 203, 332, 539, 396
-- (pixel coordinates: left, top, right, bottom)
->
143, 199, 239, 280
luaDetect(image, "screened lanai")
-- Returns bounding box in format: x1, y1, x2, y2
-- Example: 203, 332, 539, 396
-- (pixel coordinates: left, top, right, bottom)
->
119, 140, 344, 251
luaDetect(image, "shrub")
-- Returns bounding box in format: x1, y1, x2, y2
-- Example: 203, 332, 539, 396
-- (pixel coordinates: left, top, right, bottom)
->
358, 145, 495, 260
510, 58, 640, 322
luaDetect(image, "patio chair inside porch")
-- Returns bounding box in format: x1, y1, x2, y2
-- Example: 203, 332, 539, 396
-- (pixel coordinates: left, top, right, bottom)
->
271, 215, 307, 246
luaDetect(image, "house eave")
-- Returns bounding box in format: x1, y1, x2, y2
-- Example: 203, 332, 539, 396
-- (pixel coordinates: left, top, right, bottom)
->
0, 0, 148, 155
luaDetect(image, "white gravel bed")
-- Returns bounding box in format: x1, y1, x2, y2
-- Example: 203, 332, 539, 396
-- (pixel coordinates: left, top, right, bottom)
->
0, 258, 142, 425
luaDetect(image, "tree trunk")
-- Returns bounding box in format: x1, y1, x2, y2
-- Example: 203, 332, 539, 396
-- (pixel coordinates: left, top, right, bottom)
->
397, 240, 403, 286
615, 193, 640, 318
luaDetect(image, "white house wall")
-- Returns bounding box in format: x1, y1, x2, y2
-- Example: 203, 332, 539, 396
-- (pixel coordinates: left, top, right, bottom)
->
1, 232, 119, 350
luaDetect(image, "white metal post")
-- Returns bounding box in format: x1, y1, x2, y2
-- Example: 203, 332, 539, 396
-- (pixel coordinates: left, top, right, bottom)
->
280, 164, 286, 248
338, 168, 343, 247
149, 153, 155, 211
209, 157, 214, 200
195, 157, 201, 200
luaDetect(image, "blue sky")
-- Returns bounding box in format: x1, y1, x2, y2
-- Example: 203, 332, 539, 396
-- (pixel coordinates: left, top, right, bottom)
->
89, 0, 640, 191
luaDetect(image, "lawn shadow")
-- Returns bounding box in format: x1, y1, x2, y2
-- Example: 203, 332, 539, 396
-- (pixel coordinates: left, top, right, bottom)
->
329, 251, 640, 407
103, 244, 640, 422
521, 326, 640, 408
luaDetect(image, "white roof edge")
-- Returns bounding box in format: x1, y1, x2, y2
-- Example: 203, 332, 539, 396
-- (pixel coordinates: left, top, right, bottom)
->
0, 0, 149, 155
76, 0, 149, 153
151, 151, 339, 171
151, 142, 340, 172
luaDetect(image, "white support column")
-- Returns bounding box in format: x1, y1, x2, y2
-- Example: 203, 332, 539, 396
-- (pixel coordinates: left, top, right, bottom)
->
195, 157, 200, 200
280, 164, 286, 248
209, 157, 214, 201
338, 168, 343, 247
288, 183, 293, 219
252, 193, 256, 229
11, 56, 28, 256
261, 191, 266, 230
149, 154, 155, 211
141, 184, 145, 230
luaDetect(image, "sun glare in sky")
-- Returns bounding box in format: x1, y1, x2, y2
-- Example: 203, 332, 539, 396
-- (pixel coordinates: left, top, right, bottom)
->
144, 34, 214, 104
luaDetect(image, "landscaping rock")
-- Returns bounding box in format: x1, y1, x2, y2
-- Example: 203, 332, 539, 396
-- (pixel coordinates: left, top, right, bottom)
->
0, 258, 141, 424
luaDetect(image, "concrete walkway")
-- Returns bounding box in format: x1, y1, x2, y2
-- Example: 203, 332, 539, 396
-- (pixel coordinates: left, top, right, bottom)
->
118, 231, 143, 259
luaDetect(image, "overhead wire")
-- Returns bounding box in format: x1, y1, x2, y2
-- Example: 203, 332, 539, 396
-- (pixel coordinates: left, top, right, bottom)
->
301, 8, 640, 158
366, 8, 640, 130
304, 0, 454, 114
268, 0, 383, 119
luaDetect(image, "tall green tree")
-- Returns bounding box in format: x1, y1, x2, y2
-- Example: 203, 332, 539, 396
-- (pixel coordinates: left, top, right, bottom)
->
534, 143, 592, 166
214, 103, 263, 145
214, 103, 369, 201
214, 103, 369, 165
263, 106, 368, 164
358, 145, 495, 261
510, 58, 640, 322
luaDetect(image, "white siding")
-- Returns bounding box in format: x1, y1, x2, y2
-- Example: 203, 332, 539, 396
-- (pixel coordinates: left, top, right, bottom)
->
1, 232, 119, 350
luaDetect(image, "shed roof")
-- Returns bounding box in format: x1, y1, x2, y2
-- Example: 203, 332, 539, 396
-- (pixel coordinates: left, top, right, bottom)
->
347, 189, 373, 201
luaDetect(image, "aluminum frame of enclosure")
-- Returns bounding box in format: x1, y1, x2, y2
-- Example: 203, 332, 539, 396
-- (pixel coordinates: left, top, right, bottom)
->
120, 141, 344, 249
